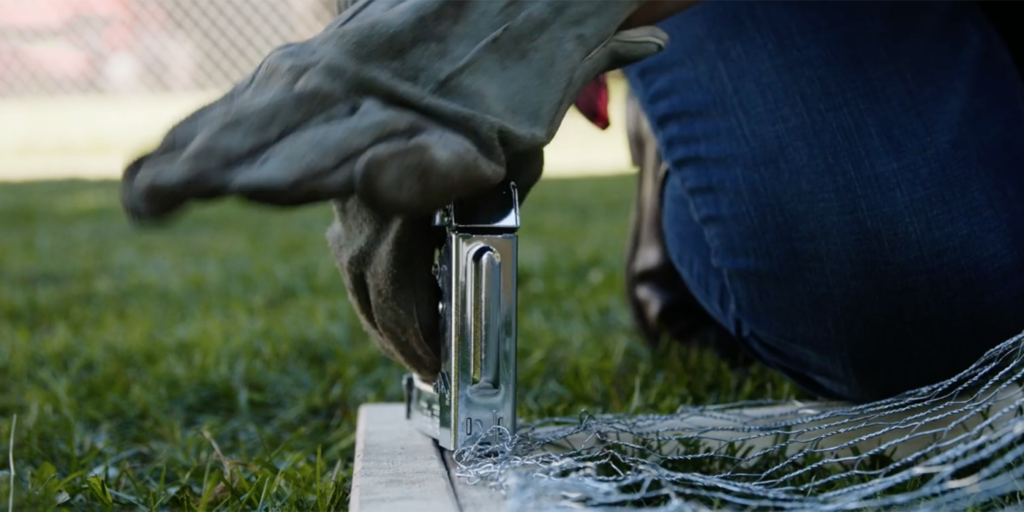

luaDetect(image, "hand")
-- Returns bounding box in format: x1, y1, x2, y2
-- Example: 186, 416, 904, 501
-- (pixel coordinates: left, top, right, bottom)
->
327, 151, 543, 382
121, 0, 667, 379
122, 0, 667, 220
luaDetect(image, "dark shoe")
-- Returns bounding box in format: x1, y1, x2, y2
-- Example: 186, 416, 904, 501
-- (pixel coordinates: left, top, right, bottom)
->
623, 90, 751, 366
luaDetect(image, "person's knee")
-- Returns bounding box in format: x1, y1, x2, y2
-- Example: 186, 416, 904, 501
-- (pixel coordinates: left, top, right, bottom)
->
634, 0, 1024, 402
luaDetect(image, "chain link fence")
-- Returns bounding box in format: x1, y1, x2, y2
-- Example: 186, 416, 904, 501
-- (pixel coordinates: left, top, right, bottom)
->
0, 0, 338, 97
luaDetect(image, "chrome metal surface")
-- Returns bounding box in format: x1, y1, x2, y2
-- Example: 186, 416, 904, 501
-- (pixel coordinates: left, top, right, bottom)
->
404, 373, 440, 440
406, 183, 520, 451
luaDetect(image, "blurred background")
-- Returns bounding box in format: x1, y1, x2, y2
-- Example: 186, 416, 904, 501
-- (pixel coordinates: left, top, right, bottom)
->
0, 0, 633, 182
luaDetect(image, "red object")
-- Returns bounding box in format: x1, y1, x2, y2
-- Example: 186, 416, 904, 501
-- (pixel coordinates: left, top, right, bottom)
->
574, 74, 611, 130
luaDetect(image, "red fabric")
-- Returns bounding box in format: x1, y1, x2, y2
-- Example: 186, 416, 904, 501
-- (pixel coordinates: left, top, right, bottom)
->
573, 74, 611, 130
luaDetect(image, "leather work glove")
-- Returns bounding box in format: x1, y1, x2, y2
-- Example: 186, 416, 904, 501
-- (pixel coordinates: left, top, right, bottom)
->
121, 0, 668, 219
327, 152, 543, 381
120, 0, 668, 380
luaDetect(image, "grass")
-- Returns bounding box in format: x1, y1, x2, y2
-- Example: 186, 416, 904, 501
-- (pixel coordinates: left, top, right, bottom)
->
0, 177, 801, 511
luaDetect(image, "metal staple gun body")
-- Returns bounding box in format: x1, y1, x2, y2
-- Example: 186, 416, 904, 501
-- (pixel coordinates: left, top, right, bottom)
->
405, 183, 520, 451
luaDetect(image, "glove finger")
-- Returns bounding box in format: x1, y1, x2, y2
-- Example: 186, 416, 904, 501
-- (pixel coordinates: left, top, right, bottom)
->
124, 64, 270, 181
224, 118, 360, 206
129, 96, 362, 215
366, 214, 443, 380
174, 89, 342, 179
126, 88, 504, 220
198, 96, 502, 213
580, 26, 669, 83
123, 37, 332, 221
354, 126, 506, 216
327, 217, 432, 375
121, 89, 246, 221
138, 82, 247, 158
223, 98, 420, 206
122, 89, 337, 221
327, 203, 443, 381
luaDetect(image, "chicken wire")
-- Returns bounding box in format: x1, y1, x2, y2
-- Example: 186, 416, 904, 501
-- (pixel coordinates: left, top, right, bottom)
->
453, 331, 1024, 511
0, 0, 337, 97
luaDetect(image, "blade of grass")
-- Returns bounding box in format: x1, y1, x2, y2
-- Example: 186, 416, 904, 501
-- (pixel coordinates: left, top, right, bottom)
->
8, 414, 16, 512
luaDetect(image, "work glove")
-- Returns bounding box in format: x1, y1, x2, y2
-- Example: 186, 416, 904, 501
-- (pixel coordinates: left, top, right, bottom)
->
326, 151, 543, 381
122, 0, 667, 219
120, 0, 668, 380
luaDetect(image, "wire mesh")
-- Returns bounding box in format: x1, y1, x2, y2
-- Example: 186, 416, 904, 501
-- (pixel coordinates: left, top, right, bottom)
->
454, 331, 1024, 511
0, 0, 337, 97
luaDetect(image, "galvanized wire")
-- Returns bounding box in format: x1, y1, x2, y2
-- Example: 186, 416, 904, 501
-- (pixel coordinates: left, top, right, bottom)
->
455, 331, 1024, 511
0, 0, 337, 97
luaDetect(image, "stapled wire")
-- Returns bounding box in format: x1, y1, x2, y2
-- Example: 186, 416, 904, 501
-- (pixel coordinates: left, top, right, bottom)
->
452, 332, 1024, 511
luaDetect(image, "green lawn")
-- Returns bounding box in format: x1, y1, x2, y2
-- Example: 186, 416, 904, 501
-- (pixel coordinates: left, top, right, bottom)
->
0, 177, 799, 511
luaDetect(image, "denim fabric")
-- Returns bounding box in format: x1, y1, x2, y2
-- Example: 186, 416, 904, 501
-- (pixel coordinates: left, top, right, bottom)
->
622, 1, 1024, 402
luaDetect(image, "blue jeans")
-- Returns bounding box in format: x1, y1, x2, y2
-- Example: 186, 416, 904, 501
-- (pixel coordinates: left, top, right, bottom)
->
623, 1, 1024, 403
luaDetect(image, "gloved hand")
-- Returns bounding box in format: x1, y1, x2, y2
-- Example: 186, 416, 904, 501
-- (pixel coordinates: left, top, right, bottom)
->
121, 0, 668, 381
327, 151, 542, 381
122, 0, 667, 219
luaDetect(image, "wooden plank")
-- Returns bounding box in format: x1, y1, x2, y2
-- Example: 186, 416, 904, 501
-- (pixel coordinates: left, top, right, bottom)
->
443, 451, 507, 512
349, 404, 460, 512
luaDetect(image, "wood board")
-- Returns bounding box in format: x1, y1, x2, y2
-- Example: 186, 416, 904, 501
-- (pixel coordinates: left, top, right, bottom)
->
350, 403, 506, 512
